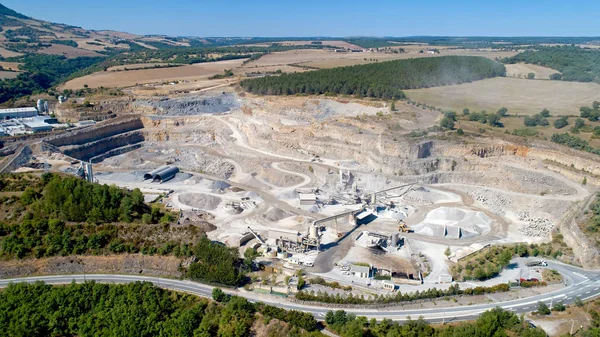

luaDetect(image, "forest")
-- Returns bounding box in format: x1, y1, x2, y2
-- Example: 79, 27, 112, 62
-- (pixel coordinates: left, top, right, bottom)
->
0, 281, 321, 337
503, 46, 600, 83
240, 56, 506, 99
0, 54, 104, 104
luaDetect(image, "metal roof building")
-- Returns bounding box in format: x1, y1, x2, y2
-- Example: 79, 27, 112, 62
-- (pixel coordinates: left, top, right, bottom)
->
152, 166, 179, 183
0, 107, 38, 119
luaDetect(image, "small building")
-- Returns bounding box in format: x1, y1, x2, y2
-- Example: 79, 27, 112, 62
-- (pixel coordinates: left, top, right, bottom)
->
0, 107, 38, 119
382, 281, 396, 291
351, 264, 372, 278
299, 193, 317, 205
438, 274, 453, 283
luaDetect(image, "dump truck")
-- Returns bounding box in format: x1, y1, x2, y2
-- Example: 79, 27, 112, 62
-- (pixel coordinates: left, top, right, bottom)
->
398, 220, 412, 233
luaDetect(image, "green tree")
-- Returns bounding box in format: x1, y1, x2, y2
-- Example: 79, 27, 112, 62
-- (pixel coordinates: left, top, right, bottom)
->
444, 247, 451, 259
463, 108, 470, 115
575, 117, 585, 129
527, 72, 535, 79
537, 301, 551, 315
440, 117, 455, 130
497, 107, 508, 116
554, 116, 569, 129
540, 109, 550, 117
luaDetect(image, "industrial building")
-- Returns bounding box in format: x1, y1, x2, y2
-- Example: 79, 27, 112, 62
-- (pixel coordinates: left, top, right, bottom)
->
350, 264, 372, 278
0, 107, 38, 119
299, 193, 317, 205
0, 115, 67, 136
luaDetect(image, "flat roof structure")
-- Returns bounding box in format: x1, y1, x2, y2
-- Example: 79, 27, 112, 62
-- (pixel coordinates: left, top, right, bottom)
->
0, 107, 38, 119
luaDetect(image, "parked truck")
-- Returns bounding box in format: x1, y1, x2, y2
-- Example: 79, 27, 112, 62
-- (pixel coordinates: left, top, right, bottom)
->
526, 260, 548, 267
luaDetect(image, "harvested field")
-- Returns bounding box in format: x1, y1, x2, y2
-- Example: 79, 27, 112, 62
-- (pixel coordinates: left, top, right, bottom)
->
108, 63, 179, 71
0, 62, 21, 71
242, 40, 363, 49
0, 71, 18, 79
0, 46, 22, 58
61, 58, 246, 89
38, 44, 104, 58
406, 77, 600, 116
505, 63, 560, 79
243, 48, 517, 70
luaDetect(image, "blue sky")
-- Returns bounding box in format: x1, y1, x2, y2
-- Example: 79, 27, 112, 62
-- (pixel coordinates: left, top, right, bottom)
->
4, 0, 600, 37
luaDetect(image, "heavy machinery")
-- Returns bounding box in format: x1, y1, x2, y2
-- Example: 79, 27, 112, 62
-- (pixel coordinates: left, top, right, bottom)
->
398, 220, 413, 233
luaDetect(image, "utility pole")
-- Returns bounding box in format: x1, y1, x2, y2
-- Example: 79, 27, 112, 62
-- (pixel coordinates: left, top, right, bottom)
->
442, 311, 446, 325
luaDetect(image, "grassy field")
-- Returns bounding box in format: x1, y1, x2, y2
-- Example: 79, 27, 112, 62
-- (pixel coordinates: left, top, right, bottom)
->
406, 77, 600, 116
62, 58, 246, 89
505, 63, 560, 79
0, 61, 21, 71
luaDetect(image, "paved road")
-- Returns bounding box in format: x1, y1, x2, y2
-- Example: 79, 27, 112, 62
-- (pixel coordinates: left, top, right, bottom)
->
1, 261, 599, 323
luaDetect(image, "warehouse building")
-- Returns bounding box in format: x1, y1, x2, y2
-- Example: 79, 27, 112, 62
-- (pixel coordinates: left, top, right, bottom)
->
0, 107, 38, 119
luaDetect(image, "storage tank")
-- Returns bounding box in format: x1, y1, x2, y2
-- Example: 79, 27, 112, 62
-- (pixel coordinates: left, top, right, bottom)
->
391, 232, 399, 247
309, 225, 318, 239
37, 99, 45, 114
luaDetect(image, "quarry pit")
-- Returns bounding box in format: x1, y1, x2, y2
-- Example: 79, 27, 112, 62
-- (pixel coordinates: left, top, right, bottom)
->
16, 87, 597, 294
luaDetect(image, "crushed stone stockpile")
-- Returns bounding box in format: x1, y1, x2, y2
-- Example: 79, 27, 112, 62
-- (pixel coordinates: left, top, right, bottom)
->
517, 211, 554, 237
178, 193, 222, 210
137, 93, 240, 116
412, 207, 492, 238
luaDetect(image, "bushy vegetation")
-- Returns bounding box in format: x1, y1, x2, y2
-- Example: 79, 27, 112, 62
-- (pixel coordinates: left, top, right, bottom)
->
551, 133, 600, 156
49, 39, 78, 47
0, 281, 320, 337
296, 283, 511, 305
241, 56, 506, 99
309, 276, 352, 291
503, 46, 600, 83
524, 111, 550, 127
325, 307, 546, 337
452, 243, 564, 281
584, 193, 600, 235
554, 116, 569, 129
512, 128, 538, 137
187, 236, 245, 286
580, 101, 600, 121
466, 109, 503, 127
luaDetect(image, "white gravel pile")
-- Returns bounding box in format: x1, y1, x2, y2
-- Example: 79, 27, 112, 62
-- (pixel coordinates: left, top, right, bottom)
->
412, 207, 492, 238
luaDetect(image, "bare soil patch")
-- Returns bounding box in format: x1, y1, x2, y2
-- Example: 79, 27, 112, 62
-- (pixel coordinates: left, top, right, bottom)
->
0, 254, 184, 279
406, 77, 600, 116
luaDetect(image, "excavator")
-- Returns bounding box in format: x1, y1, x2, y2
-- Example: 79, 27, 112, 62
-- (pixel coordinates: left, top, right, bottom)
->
398, 220, 413, 233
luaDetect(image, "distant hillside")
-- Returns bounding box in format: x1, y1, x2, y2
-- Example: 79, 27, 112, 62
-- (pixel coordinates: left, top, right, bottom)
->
0, 3, 28, 19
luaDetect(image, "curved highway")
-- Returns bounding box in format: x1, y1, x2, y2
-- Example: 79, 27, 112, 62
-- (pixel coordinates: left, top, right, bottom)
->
1, 261, 599, 323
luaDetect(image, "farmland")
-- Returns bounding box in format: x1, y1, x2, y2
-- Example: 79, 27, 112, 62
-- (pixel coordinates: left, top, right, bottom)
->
242, 48, 517, 70
61, 58, 246, 89
406, 77, 600, 116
